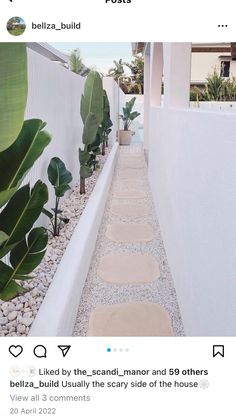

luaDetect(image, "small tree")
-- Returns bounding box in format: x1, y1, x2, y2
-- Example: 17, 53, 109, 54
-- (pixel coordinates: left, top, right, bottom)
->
125, 54, 144, 94
205, 70, 225, 101
108, 59, 125, 81
69, 49, 90, 77
108, 55, 144, 94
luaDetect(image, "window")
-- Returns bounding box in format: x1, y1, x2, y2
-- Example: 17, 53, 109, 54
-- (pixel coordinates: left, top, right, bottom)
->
220, 61, 230, 77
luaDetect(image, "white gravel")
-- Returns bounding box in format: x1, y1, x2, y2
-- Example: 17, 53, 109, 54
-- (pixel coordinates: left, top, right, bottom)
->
73, 146, 185, 337
0, 147, 112, 337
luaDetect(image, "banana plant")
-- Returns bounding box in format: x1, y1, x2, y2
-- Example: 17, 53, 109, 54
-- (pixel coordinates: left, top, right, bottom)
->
120, 97, 141, 131
101, 90, 113, 155
0, 228, 48, 301
43, 157, 72, 236
105, 127, 112, 147
79, 71, 104, 194
0, 119, 51, 208
87, 132, 102, 171
0, 43, 51, 301
0, 181, 48, 258
0, 43, 27, 152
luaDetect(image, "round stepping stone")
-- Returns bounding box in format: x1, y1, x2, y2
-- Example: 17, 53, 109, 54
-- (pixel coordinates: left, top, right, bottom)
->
119, 160, 144, 164
87, 302, 174, 336
113, 189, 147, 199
119, 152, 143, 156
118, 166, 144, 171
114, 180, 147, 190
118, 166, 145, 171
97, 254, 160, 284
117, 170, 146, 179
113, 185, 146, 192
118, 162, 145, 169
119, 157, 144, 161
119, 155, 143, 159
106, 223, 154, 243
110, 202, 150, 217
118, 161, 144, 165
119, 156, 144, 160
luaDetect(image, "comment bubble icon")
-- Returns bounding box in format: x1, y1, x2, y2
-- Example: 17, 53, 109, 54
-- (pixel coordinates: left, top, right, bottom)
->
33, 345, 47, 358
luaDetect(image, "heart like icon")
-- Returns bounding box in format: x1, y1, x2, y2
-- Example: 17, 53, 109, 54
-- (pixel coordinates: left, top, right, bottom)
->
9, 345, 23, 358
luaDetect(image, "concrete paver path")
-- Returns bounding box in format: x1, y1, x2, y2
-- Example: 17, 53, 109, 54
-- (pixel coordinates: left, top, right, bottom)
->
74, 146, 184, 337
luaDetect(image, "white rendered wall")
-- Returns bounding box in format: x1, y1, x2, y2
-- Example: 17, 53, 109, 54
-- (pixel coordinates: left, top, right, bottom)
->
148, 106, 236, 336
22, 50, 120, 228
150, 43, 163, 107
190, 101, 236, 110
163, 43, 191, 108
144, 53, 151, 151
103, 76, 126, 143
24, 48, 84, 227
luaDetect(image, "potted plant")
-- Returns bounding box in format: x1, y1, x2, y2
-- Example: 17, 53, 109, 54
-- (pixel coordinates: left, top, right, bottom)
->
119, 97, 140, 145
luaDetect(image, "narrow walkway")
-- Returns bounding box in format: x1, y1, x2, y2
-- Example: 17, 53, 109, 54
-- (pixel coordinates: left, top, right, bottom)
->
74, 146, 184, 336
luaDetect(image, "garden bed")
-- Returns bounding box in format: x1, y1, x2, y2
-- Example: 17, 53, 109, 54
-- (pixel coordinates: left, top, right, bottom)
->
0, 146, 113, 337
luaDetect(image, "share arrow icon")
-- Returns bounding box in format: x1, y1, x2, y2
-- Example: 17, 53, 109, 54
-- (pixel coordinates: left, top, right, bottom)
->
58, 345, 71, 358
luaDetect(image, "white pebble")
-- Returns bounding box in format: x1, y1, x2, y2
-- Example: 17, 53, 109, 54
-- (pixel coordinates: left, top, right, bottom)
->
24, 308, 32, 313
15, 304, 24, 310
8, 311, 17, 321
8, 327, 16, 333
0, 317, 8, 326
17, 324, 26, 334
20, 317, 33, 327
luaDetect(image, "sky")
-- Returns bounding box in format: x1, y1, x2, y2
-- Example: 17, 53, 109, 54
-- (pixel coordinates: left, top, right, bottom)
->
50, 42, 133, 74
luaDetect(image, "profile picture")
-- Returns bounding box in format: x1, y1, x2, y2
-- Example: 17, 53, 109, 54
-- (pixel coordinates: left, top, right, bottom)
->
7, 17, 26, 36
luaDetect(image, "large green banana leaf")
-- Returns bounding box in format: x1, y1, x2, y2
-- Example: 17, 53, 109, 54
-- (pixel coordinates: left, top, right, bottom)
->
0, 119, 51, 208
82, 113, 100, 146
103, 90, 110, 120
130, 111, 141, 121
79, 148, 90, 165
80, 165, 93, 179
0, 227, 48, 301
10, 227, 48, 276
47, 157, 72, 198
0, 181, 48, 258
87, 130, 102, 156
101, 90, 113, 137
0, 43, 27, 152
80, 71, 103, 125
0, 231, 9, 246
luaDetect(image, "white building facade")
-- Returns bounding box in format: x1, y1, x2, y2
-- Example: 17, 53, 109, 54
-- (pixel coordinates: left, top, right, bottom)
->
139, 42, 236, 336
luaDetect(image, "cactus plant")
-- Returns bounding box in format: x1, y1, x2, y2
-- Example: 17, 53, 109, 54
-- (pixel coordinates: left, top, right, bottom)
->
79, 71, 104, 194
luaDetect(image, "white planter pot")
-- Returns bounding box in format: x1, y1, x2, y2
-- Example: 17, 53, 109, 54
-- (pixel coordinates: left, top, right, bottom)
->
119, 130, 133, 145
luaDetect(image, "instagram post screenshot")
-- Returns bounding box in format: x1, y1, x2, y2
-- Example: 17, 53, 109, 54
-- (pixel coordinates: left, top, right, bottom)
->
0, 1, 236, 418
